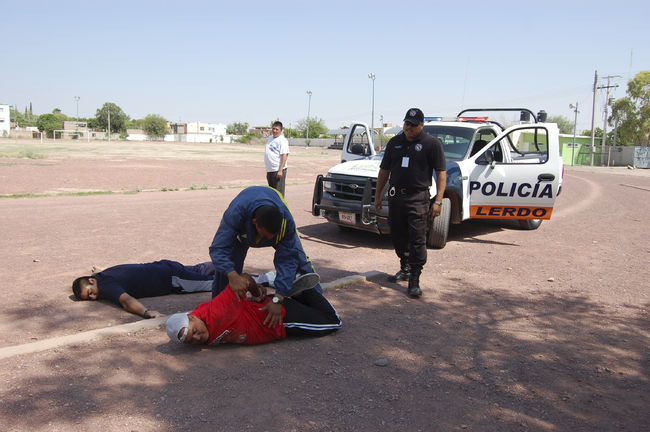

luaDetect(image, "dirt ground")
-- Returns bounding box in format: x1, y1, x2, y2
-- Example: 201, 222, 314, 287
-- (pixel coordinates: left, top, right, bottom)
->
0, 139, 648, 431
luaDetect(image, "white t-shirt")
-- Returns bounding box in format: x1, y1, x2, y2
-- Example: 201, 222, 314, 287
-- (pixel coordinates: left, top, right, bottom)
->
264, 134, 289, 172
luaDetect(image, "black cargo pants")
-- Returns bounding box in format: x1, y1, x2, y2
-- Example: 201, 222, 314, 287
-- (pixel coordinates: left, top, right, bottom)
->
388, 189, 429, 269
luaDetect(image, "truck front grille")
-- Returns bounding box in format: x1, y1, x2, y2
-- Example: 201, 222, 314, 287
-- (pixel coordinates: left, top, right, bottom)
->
327, 175, 377, 202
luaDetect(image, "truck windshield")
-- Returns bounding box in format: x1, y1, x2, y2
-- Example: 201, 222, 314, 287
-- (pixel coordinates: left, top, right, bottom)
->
423, 125, 474, 161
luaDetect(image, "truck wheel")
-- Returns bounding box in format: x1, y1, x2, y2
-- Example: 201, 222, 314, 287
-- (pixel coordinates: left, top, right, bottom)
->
518, 219, 542, 230
312, 175, 323, 217
427, 197, 451, 249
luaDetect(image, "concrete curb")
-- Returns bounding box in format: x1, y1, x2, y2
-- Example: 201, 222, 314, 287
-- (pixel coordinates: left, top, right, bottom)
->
0, 272, 382, 360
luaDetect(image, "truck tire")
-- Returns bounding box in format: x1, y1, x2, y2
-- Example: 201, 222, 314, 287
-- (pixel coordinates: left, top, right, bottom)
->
427, 197, 451, 249
312, 175, 323, 217
518, 219, 542, 230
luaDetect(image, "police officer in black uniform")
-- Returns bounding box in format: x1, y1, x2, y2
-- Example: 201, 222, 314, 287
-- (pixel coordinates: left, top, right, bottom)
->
374, 108, 446, 297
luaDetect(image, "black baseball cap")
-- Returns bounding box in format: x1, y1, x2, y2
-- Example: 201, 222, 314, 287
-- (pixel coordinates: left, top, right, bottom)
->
403, 108, 424, 125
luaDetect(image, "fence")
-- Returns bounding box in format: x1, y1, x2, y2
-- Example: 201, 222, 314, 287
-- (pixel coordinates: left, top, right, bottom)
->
634, 147, 650, 168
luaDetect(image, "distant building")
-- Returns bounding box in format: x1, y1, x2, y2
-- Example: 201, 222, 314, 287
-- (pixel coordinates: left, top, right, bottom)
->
253, 126, 272, 137
170, 121, 228, 143
63, 121, 88, 132
0, 104, 10, 137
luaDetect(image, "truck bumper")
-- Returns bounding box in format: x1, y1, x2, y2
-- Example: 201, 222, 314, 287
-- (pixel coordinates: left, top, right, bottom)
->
312, 174, 390, 234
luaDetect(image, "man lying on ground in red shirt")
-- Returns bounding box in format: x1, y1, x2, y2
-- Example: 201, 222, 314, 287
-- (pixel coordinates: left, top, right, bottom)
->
165, 274, 341, 346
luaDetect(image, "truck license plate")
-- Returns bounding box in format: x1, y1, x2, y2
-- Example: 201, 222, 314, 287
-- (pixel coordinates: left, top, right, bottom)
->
339, 211, 355, 225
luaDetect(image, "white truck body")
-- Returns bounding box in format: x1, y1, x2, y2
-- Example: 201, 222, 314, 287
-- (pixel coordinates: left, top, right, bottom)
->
313, 109, 564, 248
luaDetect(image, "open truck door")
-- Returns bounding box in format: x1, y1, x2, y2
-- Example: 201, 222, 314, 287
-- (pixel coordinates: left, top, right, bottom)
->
341, 122, 377, 163
465, 123, 563, 229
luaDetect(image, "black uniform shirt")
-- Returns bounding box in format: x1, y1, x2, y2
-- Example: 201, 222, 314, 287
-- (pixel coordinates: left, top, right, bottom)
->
380, 131, 446, 190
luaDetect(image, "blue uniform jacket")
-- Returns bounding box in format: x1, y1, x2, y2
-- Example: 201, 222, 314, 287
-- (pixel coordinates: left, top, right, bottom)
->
209, 186, 314, 296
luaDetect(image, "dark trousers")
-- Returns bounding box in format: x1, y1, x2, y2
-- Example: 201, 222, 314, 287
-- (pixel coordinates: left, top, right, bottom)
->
388, 190, 429, 268
162, 260, 215, 293
283, 288, 342, 337
184, 261, 216, 276
266, 168, 287, 197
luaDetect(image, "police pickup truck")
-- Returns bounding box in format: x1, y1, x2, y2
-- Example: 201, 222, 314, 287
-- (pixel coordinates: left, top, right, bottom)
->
312, 108, 564, 249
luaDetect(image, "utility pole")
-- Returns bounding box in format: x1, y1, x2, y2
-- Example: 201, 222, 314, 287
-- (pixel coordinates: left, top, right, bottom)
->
589, 70, 598, 166
108, 110, 111, 143
597, 75, 620, 166
368, 73, 376, 132
569, 103, 579, 166
306, 90, 312, 147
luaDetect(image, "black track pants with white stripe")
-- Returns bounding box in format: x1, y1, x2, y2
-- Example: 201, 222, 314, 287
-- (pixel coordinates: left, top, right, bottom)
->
283, 289, 342, 337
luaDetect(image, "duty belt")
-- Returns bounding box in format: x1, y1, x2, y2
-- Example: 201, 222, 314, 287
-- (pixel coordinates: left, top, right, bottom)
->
388, 186, 428, 197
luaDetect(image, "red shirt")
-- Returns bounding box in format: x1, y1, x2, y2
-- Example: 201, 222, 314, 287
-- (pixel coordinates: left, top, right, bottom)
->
191, 286, 286, 345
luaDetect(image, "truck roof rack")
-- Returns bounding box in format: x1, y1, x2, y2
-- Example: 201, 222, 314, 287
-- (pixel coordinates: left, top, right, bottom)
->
457, 108, 540, 123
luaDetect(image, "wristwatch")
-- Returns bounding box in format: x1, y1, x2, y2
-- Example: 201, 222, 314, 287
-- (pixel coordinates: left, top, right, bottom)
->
433, 200, 443, 206
272, 296, 282, 304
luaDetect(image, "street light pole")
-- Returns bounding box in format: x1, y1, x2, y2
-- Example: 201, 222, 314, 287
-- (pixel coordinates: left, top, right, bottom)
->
368, 73, 375, 132
569, 102, 579, 166
74, 96, 80, 121
74, 96, 80, 137
306, 90, 312, 147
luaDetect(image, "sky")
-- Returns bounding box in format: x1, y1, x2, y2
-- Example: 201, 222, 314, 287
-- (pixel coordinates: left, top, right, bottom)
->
3, 0, 648, 133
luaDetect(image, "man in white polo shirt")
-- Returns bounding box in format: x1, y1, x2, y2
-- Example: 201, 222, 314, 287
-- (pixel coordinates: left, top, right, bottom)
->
264, 120, 289, 196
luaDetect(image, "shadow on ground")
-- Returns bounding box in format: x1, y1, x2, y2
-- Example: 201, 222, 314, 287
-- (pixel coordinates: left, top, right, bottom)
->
1, 280, 648, 431
299, 218, 534, 251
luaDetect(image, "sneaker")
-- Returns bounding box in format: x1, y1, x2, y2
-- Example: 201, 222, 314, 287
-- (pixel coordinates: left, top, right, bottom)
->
285, 272, 320, 297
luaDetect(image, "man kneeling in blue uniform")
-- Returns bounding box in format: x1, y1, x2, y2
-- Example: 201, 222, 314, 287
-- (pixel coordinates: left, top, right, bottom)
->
210, 186, 323, 326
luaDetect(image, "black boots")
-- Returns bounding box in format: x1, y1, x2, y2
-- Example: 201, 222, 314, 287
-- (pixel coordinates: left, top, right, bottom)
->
387, 259, 410, 283
407, 267, 422, 298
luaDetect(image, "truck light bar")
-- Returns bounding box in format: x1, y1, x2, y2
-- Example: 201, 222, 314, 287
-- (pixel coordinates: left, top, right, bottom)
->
457, 116, 489, 122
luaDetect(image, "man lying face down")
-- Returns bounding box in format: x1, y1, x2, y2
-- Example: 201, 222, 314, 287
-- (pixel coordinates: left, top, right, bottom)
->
166, 274, 341, 346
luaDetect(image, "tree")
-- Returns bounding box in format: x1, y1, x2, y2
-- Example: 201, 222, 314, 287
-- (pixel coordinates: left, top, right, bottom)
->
52, 108, 68, 123
547, 115, 574, 134
87, 117, 101, 130
581, 127, 603, 137
142, 114, 168, 139
296, 117, 327, 138
125, 118, 144, 129
610, 70, 650, 146
95, 102, 129, 134
226, 122, 248, 135
13, 107, 33, 128
36, 113, 62, 138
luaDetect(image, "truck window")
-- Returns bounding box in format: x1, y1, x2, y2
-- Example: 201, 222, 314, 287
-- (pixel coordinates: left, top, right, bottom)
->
423, 125, 474, 161
470, 129, 498, 157
489, 126, 550, 164
347, 124, 373, 156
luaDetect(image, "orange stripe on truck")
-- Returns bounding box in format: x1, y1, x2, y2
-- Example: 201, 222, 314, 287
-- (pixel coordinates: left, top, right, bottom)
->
470, 206, 553, 220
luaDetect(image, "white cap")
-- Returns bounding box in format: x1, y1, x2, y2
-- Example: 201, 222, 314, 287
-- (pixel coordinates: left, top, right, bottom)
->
166, 313, 189, 343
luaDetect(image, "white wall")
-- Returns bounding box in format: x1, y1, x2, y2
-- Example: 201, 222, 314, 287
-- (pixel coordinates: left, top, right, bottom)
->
185, 121, 227, 136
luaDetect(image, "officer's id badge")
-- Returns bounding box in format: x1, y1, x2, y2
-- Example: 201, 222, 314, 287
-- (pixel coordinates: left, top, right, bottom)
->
401, 157, 409, 167
415, 144, 423, 151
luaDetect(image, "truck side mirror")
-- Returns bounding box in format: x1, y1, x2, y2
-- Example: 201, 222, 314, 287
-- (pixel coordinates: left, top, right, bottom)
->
477, 149, 495, 165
